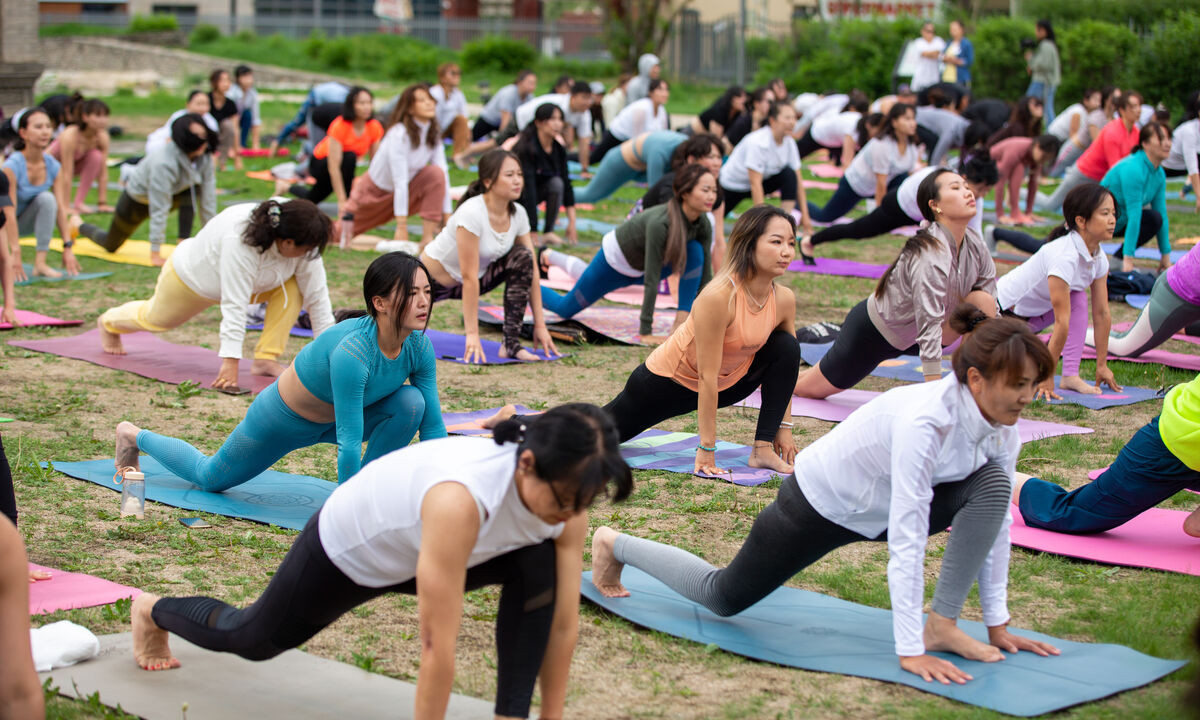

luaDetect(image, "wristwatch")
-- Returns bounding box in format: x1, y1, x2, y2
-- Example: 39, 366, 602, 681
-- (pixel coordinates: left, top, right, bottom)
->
63, 239, 75, 249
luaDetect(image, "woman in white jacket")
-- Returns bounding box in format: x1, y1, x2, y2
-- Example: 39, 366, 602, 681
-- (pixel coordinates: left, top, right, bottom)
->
96, 198, 336, 390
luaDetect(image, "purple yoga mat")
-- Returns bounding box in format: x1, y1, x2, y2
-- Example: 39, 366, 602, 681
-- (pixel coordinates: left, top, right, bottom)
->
787, 258, 887, 278
0, 308, 83, 330
479, 303, 676, 346
443, 405, 542, 436
9, 329, 275, 393
1040, 333, 1200, 371
425, 329, 564, 365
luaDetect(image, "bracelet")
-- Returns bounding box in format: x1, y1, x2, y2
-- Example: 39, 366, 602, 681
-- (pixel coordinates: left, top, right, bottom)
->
779, 421, 794, 428
697, 443, 717, 452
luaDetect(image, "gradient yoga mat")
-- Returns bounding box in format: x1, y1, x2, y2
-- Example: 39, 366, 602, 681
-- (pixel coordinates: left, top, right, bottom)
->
15, 264, 111, 286
0, 309, 82, 330
48, 457, 333, 530
542, 265, 678, 309
1068, 340, 1200, 371
1010, 504, 1200, 576
581, 567, 1184, 716
478, 303, 676, 346
10, 329, 275, 393
20, 237, 175, 267
734, 388, 1094, 444
786, 257, 887, 278
27, 563, 140, 615
798, 342, 1165, 409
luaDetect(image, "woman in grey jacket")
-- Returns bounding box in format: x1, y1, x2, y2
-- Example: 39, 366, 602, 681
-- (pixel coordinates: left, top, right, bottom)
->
1026, 20, 1061, 125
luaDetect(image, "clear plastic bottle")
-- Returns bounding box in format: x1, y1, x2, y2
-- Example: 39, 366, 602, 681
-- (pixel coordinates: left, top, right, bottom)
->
119, 470, 145, 519
340, 213, 354, 249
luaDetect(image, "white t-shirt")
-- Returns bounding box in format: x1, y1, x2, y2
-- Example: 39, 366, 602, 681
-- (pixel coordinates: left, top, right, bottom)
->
366, 121, 453, 217
895, 166, 939, 223
318, 436, 565, 588
1164, 119, 1200, 176
843, 136, 920, 197
424, 195, 531, 283
429, 85, 468, 132
795, 93, 848, 134
145, 109, 219, 154
607, 98, 669, 140
810, 111, 862, 148
719, 126, 802, 192
515, 94, 593, 139
1047, 103, 1085, 141
996, 231, 1109, 317
910, 36, 947, 91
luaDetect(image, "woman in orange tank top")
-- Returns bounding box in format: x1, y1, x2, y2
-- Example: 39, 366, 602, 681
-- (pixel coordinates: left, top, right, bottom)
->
603, 205, 802, 476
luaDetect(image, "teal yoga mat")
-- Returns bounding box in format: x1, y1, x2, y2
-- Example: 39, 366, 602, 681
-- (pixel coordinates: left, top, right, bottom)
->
15, 264, 112, 286
582, 567, 1185, 716
47, 458, 334, 530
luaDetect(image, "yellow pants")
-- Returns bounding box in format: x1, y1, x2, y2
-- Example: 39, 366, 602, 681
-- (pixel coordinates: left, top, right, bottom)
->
99, 257, 303, 360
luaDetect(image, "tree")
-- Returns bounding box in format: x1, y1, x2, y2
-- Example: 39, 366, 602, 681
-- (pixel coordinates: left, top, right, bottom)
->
600, 0, 692, 73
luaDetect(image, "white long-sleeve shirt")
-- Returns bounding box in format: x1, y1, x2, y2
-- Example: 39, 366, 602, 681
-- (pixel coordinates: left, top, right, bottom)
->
366, 121, 453, 218
794, 374, 1017, 657
1164, 119, 1200, 176
607, 98, 669, 140
429, 84, 469, 132
170, 201, 336, 359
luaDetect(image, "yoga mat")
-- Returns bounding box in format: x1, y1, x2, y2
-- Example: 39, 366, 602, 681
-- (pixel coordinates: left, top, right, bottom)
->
798, 342, 1164, 409
27, 563, 140, 615
15, 264, 111, 286
542, 266, 678, 309
786, 257, 888, 278
554, 217, 617, 235
1074, 341, 1200, 371
239, 147, 289, 157
807, 162, 844, 178
21, 237, 175, 267
40, 633, 493, 720
479, 303, 676, 346
802, 179, 840, 191
1124, 294, 1150, 309
1110, 321, 1200, 347
889, 224, 921, 237
734, 388, 1094, 444
1100, 242, 1188, 263
0, 309, 82, 330
1010, 504, 1200, 576
425, 328, 564, 365
442, 405, 542, 437
10, 329, 275, 394
48, 457, 333, 530
581, 567, 1185, 716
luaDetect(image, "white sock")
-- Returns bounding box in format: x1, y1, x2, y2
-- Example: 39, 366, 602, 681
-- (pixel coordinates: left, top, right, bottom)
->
545, 249, 587, 279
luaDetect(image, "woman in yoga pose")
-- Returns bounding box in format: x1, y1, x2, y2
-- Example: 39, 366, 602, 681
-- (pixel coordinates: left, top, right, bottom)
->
47, 98, 111, 215
719, 102, 813, 240
794, 169, 997, 399
591, 79, 671, 162
691, 85, 746, 152
513, 102, 578, 246
636, 134, 727, 263
539, 163, 716, 341
113, 251, 443, 488
284, 86, 382, 212
130, 403, 633, 720
989, 134, 1059, 226
995, 183, 1120, 399
419, 149, 557, 363
573, 130, 689, 204
593, 308, 1061, 684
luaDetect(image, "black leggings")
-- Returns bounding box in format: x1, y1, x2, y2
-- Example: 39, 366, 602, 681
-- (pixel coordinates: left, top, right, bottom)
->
152, 513, 557, 718
916, 125, 940, 163
603, 329, 801, 444
795, 129, 836, 161
430, 244, 533, 357
992, 227, 1046, 254
532, 175, 565, 234
79, 189, 196, 252
472, 117, 500, 141
290, 151, 357, 206
1111, 209, 1164, 259
0, 436, 15, 526
722, 171, 799, 215
818, 299, 916, 390
811, 190, 911, 245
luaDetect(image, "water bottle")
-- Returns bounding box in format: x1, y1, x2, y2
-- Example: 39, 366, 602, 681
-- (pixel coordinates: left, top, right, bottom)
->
340, 213, 354, 249
119, 470, 145, 519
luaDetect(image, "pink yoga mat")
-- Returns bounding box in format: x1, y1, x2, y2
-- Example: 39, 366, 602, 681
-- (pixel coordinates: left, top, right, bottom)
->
803, 179, 840, 191
542, 266, 678, 309
1042, 333, 1200, 371
807, 163, 844, 178
27, 563, 141, 615
787, 257, 888, 278
1109, 321, 1200, 347
0, 308, 82, 330
9, 329, 275, 393
1009, 504, 1200, 576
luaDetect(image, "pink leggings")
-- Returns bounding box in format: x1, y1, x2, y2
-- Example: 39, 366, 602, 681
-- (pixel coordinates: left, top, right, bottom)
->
48, 141, 104, 208
1027, 290, 1088, 376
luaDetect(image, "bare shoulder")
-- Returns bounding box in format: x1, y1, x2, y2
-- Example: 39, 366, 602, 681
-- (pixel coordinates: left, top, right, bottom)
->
775, 282, 797, 310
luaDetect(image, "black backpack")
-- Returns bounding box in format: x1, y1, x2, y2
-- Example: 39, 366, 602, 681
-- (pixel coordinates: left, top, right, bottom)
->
1106, 269, 1156, 301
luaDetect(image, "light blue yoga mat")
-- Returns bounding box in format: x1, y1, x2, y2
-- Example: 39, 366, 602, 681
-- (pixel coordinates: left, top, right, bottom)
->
47, 458, 334, 530
15, 264, 112, 286
582, 567, 1185, 716
1125, 293, 1150, 309
555, 216, 617, 235
1100, 242, 1188, 263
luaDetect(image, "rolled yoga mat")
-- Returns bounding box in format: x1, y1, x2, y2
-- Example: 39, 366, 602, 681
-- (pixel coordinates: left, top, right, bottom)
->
542, 265, 678, 310
27, 563, 140, 615
20, 237, 175, 267
40, 633, 493, 720
786, 257, 888, 278
0, 309, 82, 330
15, 264, 111, 286
478, 303, 676, 346
581, 567, 1186, 716
10, 329, 276, 393
47, 457, 334, 531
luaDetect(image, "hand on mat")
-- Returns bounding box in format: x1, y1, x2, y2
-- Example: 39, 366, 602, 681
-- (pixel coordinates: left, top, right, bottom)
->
62, 249, 81, 276
1094, 366, 1122, 393
988, 625, 1060, 657
900, 655, 973, 685
1121, 256, 1135, 273
463, 333, 487, 364
1034, 378, 1062, 402
694, 448, 726, 477
532, 325, 559, 358
212, 358, 241, 390
28, 568, 52, 583
1159, 256, 1173, 273
773, 430, 797, 464
565, 222, 578, 245
12, 260, 27, 283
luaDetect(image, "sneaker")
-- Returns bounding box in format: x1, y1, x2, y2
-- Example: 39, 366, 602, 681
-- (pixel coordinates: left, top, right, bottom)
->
983, 224, 997, 253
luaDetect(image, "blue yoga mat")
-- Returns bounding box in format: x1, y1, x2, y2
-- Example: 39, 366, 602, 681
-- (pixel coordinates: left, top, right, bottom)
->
1100, 242, 1188, 263
48, 458, 334, 530
1125, 293, 1150, 309
582, 567, 1185, 716
799, 342, 1164, 409
425, 329, 566, 365
555, 217, 617, 235
16, 264, 112, 286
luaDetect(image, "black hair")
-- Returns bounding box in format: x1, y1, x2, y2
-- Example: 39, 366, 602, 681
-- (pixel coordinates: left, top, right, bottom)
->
927, 87, 950, 109
385, 83, 439, 149
8, 107, 52, 152
845, 89, 869, 114
710, 85, 746, 124
552, 74, 573, 92
234, 64, 253, 79
492, 403, 633, 510
1116, 91, 1142, 113
1031, 134, 1061, 169
647, 78, 667, 96
170, 113, 214, 155
669, 133, 721, 171
717, 204, 795, 283
875, 169, 955, 298
362, 251, 432, 337
514, 102, 564, 162
242, 198, 332, 257
661, 163, 712, 273
186, 89, 206, 104
569, 80, 593, 97
209, 68, 229, 90
766, 100, 794, 123
879, 102, 915, 142
341, 86, 373, 122
749, 86, 773, 107
955, 121, 993, 171
856, 112, 884, 148
458, 148, 520, 214
960, 154, 999, 187
1035, 19, 1056, 46
73, 99, 110, 133
1134, 121, 1171, 155
1045, 182, 1115, 243
38, 92, 83, 128
949, 304, 1055, 385
1184, 91, 1200, 123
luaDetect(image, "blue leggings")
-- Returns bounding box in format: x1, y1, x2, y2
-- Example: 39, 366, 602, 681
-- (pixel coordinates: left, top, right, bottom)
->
1018, 416, 1200, 533
136, 383, 427, 491
540, 239, 704, 318
807, 174, 906, 223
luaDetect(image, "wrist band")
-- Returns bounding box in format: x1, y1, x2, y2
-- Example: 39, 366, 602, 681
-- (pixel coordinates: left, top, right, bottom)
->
697, 443, 717, 452
779, 421, 794, 428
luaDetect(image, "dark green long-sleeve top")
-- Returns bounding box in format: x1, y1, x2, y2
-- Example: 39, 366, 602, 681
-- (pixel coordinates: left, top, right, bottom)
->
613, 203, 713, 334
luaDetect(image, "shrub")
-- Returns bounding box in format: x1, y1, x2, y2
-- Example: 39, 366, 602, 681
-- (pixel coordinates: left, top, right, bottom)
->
1056, 20, 1137, 112
384, 38, 455, 81
127, 14, 179, 33
188, 23, 221, 45
1127, 11, 1200, 118
320, 37, 354, 70
461, 36, 538, 74
235, 28, 257, 43
537, 56, 620, 82
1019, 0, 1195, 34
970, 16, 1035, 101
302, 29, 326, 60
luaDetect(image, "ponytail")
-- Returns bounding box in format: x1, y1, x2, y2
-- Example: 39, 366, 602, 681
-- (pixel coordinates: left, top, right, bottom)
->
950, 304, 1054, 385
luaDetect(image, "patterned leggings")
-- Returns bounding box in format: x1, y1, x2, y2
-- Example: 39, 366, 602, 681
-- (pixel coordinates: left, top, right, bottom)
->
431, 244, 534, 356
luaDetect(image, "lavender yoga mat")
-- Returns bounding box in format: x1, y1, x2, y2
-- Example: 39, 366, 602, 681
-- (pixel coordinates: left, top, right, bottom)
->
0, 309, 83, 330
1010, 504, 1200, 576
425, 329, 564, 365
542, 266, 678, 309
1040, 331, 1200, 371
1124, 294, 1150, 309
28, 563, 141, 615
479, 303, 676, 346
9, 329, 275, 393
786, 258, 888, 278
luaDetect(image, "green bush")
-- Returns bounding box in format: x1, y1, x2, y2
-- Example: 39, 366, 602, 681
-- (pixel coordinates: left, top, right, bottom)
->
320, 37, 354, 70
461, 36, 539, 74
1128, 11, 1200, 117
383, 37, 455, 81
1019, 0, 1195, 34
970, 16, 1035, 101
302, 29, 326, 60
234, 28, 257, 43
188, 23, 221, 45
127, 14, 179, 33
536, 56, 620, 82
39, 22, 123, 37
1056, 20, 1137, 111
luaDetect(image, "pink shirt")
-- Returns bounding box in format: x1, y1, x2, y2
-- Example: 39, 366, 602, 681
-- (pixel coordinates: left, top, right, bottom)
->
1167, 243, 1200, 306
989, 136, 1037, 215
1076, 119, 1138, 181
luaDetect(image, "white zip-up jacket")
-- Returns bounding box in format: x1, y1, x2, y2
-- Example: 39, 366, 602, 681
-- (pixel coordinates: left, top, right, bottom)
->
171, 201, 336, 359
793, 374, 1017, 656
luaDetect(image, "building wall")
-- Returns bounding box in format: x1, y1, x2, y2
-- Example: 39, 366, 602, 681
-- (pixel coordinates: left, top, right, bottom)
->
128, 0, 254, 16
688, 0, 818, 30
2, 0, 46, 114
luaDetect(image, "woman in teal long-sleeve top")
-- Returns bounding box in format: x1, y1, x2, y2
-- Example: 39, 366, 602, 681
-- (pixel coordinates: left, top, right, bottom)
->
1100, 121, 1173, 273
113, 252, 447, 490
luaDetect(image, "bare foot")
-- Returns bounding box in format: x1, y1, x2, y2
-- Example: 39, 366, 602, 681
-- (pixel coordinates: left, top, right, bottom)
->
97, 317, 126, 355
32, 263, 62, 279
590, 526, 629, 598
480, 404, 518, 429
68, 213, 84, 240
72, 203, 96, 215
115, 421, 142, 472
748, 444, 794, 473
924, 613, 1004, 662
1184, 507, 1200, 538
131, 593, 181, 671
250, 358, 287, 377
149, 251, 166, 267
1059, 375, 1101, 395
498, 346, 541, 362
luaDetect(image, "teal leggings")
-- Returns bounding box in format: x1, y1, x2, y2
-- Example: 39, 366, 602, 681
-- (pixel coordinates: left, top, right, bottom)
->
574, 131, 684, 203
136, 382, 426, 490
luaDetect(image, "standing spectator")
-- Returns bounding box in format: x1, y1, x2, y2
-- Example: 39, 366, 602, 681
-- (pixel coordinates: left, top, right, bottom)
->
1026, 20, 1061, 125
625, 54, 661, 105
941, 20, 974, 88
227, 65, 262, 151
910, 22, 946, 93
1102, 122, 1173, 273
430, 63, 471, 158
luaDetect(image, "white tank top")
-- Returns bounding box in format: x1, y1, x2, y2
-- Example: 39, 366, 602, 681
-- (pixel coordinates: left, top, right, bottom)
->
318, 436, 565, 588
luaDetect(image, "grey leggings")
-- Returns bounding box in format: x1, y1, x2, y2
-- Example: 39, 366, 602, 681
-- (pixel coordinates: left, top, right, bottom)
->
613, 462, 1011, 620
1103, 272, 1200, 357
18, 192, 58, 252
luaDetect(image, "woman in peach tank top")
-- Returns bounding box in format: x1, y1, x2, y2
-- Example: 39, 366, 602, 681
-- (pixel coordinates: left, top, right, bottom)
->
603, 205, 802, 476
